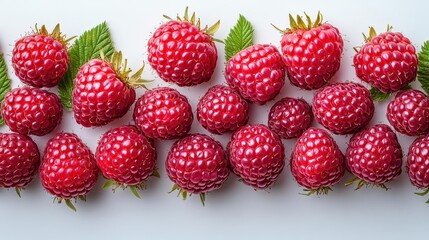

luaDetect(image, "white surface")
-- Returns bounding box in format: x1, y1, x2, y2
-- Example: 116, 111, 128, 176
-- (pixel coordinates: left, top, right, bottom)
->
0, 0, 427, 239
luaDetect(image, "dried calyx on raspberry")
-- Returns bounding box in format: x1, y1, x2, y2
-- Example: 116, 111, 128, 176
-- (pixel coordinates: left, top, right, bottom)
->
273, 11, 324, 32
102, 171, 160, 199
34, 23, 75, 47
163, 6, 220, 40
168, 184, 207, 206
345, 177, 390, 191
100, 50, 151, 89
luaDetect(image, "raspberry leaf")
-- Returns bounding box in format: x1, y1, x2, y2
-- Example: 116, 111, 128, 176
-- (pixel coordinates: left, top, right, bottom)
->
0, 54, 11, 125
224, 15, 254, 61
58, 22, 115, 111
370, 87, 389, 102
418, 41, 429, 95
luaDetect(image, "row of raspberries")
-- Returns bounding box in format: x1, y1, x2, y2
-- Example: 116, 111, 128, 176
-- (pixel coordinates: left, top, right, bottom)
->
0, 8, 428, 210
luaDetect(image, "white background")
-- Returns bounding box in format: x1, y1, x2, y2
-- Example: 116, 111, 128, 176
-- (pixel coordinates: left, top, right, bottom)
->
0, 0, 427, 239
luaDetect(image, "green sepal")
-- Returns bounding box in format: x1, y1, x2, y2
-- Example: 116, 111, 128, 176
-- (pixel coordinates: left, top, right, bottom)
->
345, 177, 389, 191
65, 199, 77, 212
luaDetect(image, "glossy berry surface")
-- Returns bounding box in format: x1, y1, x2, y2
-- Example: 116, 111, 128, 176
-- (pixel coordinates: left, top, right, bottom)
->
228, 124, 285, 189
291, 127, 345, 190
407, 134, 429, 189
12, 34, 69, 88
313, 82, 374, 135
225, 44, 285, 104
39, 133, 98, 199
96, 126, 156, 186
197, 85, 249, 134
148, 20, 217, 86
1, 87, 63, 136
354, 31, 417, 93
268, 97, 312, 139
0, 133, 40, 188
346, 124, 402, 184
166, 134, 229, 194
280, 23, 343, 90
72, 58, 136, 127
387, 89, 429, 136
133, 87, 193, 140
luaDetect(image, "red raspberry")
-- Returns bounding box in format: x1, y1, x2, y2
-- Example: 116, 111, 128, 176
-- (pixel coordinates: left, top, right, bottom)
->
279, 12, 343, 90
73, 51, 147, 127
225, 44, 285, 104
96, 126, 157, 197
354, 27, 417, 93
39, 132, 98, 211
166, 134, 229, 204
313, 82, 374, 135
387, 89, 429, 136
291, 127, 345, 195
12, 24, 70, 88
346, 124, 402, 190
0, 133, 40, 194
407, 134, 429, 203
148, 9, 218, 86
197, 85, 249, 134
133, 87, 193, 140
228, 124, 285, 189
1, 87, 63, 136
268, 97, 312, 139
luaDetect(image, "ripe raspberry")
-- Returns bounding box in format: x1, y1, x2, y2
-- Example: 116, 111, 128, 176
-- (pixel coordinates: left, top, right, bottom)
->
133, 87, 193, 140
148, 8, 218, 86
228, 124, 285, 189
313, 82, 374, 135
73, 51, 148, 127
225, 44, 285, 104
197, 85, 249, 134
39, 132, 98, 211
345, 124, 402, 190
354, 27, 417, 93
291, 127, 345, 195
166, 134, 229, 204
387, 89, 429, 136
0, 133, 40, 194
1, 87, 63, 136
279, 12, 343, 90
96, 126, 157, 198
268, 97, 312, 139
407, 134, 429, 203
12, 24, 71, 88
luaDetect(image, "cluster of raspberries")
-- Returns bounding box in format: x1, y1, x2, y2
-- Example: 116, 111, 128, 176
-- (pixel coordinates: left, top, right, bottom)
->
1, 10, 428, 210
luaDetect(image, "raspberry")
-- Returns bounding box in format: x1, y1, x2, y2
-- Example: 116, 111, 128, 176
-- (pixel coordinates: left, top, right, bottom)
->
279, 12, 343, 90
291, 127, 345, 195
166, 134, 229, 204
12, 24, 70, 88
73, 51, 147, 127
387, 89, 429, 136
96, 126, 157, 197
1, 87, 63, 136
228, 124, 285, 189
148, 9, 218, 86
0, 133, 40, 194
39, 132, 98, 211
225, 44, 285, 104
197, 85, 249, 134
346, 124, 402, 190
268, 97, 312, 139
407, 134, 429, 203
353, 27, 417, 93
133, 87, 193, 140
312, 82, 374, 135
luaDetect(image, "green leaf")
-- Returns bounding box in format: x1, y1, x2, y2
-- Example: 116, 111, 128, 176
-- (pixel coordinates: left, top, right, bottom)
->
418, 41, 429, 95
224, 15, 254, 61
58, 22, 115, 110
0, 54, 11, 125
370, 87, 390, 102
